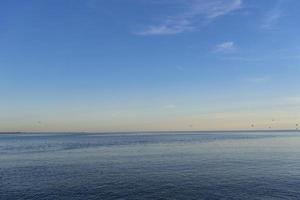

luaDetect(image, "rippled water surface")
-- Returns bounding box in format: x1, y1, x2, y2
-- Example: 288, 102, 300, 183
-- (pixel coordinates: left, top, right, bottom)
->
1, 132, 300, 199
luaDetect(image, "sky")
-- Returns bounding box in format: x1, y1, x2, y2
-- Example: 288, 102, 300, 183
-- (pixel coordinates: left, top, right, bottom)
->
1, 0, 300, 132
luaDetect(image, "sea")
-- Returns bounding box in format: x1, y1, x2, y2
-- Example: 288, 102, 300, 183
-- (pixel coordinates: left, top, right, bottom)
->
1, 131, 300, 200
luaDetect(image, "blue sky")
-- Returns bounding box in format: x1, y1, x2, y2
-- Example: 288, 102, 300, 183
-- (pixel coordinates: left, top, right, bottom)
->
1, 0, 300, 132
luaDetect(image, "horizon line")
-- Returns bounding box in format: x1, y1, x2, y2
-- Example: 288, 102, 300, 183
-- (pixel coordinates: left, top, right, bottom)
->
0, 129, 299, 134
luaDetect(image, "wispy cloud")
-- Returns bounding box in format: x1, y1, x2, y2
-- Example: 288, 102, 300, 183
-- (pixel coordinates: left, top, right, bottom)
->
261, 0, 284, 30
214, 41, 236, 53
136, 0, 242, 35
137, 19, 193, 35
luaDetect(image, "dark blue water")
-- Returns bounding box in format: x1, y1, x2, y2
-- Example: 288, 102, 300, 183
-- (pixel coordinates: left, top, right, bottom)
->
1, 132, 300, 199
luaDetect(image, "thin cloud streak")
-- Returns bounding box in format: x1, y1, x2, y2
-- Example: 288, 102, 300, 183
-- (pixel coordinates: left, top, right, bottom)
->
214, 41, 236, 53
261, 0, 284, 30
137, 19, 194, 35
136, 0, 242, 35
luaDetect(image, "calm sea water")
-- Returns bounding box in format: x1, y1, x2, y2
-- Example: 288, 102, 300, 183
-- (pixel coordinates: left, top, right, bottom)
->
1, 131, 300, 200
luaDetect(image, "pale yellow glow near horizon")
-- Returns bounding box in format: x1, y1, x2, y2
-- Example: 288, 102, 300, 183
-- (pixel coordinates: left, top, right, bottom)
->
1, 109, 299, 132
